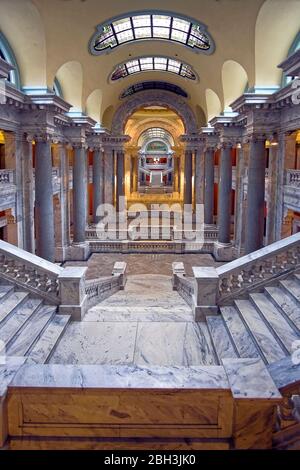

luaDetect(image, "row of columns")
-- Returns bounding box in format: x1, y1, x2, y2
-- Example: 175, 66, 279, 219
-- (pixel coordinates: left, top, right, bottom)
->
184, 135, 269, 256
32, 137, 125, 262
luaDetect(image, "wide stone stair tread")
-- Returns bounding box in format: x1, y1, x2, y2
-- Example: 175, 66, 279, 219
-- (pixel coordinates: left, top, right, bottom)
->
293, 273, 300, 282
0, 297, 43, 346
26, 315, 71, 364
84, 306, 193, 322
234, 299, 286, 364
265, 286, 300, 331
220, 306, 260, 358
0, 285, 14, 302
280, 279, 300, 303
250, 293, 300, 354
183, 323, 218, 366
206, 316, 238, 361
0, 291, 28, 325
6, 305, 56, 357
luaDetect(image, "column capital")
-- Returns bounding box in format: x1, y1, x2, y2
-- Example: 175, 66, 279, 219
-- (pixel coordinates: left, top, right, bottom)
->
244, 132, 267, 144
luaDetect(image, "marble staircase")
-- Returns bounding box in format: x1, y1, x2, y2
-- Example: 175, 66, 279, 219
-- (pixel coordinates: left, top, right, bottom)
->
206, 272, 300, 366
0, 283, 71, 364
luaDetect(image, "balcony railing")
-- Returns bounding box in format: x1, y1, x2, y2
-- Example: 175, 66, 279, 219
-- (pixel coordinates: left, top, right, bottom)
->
286, 169, 300, 187
0, 169, 15, 184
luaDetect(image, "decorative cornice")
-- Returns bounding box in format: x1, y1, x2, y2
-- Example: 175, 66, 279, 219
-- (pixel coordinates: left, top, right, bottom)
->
278, 49, 300, 78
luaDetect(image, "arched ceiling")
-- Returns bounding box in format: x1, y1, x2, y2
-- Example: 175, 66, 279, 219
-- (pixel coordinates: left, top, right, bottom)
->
0, 0, 298, 127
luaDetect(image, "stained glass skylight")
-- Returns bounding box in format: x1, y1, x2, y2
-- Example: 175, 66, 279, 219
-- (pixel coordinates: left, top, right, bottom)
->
111, 56, 196, 81
120, 81, 188, 99
89, 12, 214, 55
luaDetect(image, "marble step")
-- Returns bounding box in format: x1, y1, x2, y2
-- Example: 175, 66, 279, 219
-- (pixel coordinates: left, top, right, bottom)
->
293, 273, 300, 282
220, 306, 260, 358
0, 291, 28, 326
206, 316, 238, 362
0, 356, 26, 397
280, 279, 300, 304
265, 286, 300, 331
26, 315, 71, 364
249, 293, 300, 354
85, 306, 193, 322
234, 299, 286, 364
6, 305, 57, 357
0, 285, 14, 302
183, 323, 218, 366
0, 297, 43, 347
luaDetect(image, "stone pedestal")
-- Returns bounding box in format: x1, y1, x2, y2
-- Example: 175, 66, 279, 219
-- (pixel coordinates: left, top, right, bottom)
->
66, 243, 90, 261
58, 266, 88, 321
213, 241, 233, 261
192, 266, 219, 321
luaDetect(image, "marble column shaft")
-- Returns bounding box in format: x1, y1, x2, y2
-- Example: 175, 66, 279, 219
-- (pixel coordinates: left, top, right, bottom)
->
73, 145, 87, 243
245, 138, 266, 254
217, 145, 232, 244
116, 151, 125, 211
58, 144, 70, 249
35, 139, 55, 261
204, 148, 215, 225
103, 148, 114, 205
195, 149, 205, 206
233, 145, 246, 255
93, 149, 104, 224
184, 150, 193, 206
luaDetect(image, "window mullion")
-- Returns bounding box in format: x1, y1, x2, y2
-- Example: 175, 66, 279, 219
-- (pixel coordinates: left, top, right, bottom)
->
130, 17, 136, 40
111, 23, 119, 45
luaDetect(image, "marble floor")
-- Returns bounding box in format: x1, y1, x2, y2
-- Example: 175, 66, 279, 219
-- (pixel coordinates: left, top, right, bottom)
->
50, 275, 218, 367
64, 252, 220, 278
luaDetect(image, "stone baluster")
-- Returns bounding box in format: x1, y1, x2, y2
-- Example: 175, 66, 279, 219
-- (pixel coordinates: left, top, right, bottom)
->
93, 147, 104, 224
34, 134, 55, 262
73, 142, 88, 244
245, 134, 266, 254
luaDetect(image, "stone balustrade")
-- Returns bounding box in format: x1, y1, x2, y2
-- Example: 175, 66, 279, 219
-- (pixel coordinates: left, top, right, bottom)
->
172, 262, 194, 307
0, 240, 88, 320
85, 261, 127, 308
191, 233, 300, 320
286, 169, 300, 187
0, 169, 15, 185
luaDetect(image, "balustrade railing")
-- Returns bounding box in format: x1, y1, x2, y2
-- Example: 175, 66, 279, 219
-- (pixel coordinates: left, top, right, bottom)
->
0, 239, 63, 304
0, 169, 15, 184
85, 261, 127, 308
216, 233, 300, 303
286, 169, 300, 187
172, 262, 194, 307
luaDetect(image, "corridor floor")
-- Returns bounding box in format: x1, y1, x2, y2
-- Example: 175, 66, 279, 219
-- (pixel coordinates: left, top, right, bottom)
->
50, 274, 217, 367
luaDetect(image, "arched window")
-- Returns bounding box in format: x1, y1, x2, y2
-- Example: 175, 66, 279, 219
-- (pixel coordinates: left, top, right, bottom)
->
89, 12, 214, 55
120, 81, 188, 99
0, 32, 21, 88
282, 30, 300, 87
111, 56, 197, 81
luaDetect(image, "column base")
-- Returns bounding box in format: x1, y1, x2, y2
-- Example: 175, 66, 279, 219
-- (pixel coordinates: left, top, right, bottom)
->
55, 246, 69, 263
66, 243, 90, 261
213, 241, 233, 261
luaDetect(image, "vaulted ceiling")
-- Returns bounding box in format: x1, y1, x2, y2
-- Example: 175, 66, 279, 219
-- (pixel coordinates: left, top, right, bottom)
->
0, 0, 299, 128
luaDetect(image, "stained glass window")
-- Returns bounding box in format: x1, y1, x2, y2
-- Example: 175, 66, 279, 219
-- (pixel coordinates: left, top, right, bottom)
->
111, 57, 196, 81
120, 81, 188, 99
90, 12, 213, 54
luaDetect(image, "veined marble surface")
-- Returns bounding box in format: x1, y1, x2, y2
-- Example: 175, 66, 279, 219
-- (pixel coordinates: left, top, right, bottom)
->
268, 356, 300, 390
222, 358, 281, 399
50, 275, 218, 367
10, 363, 229, 390
0, 356, 26, 396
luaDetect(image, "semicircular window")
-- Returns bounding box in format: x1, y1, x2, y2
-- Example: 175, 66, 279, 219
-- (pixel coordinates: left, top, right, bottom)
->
120, 81, 188, 99
90, 12, 214, 55
111, 56, 196, 81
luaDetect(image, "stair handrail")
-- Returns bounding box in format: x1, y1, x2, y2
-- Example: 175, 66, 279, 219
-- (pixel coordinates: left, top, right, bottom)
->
216, 232, 300, 303
172, 262, 194, 307
0, 239, 63, 303
85, 261, 127, 308
191, 233, 300, 320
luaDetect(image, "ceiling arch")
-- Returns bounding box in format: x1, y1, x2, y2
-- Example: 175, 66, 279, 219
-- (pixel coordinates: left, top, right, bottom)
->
205, 89, 222, 123
111, 89, 197, 134
86, 89, 103, 124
